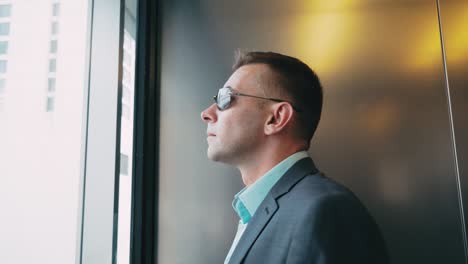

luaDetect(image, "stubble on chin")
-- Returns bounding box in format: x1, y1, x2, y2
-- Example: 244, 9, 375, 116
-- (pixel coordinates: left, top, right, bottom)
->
206, 148, 217, 161
206, 142, 246, 166
206, 145, 226, 163
206, 143, 219, 161
206, 141, 233, 163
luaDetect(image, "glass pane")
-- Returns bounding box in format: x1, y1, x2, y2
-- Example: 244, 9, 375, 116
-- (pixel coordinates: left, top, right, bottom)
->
48, 77, 56, 92
0, 4, 11, 17
116, 0, 137, 262
0, 60, 7, 73
50, 40, 58, 53
51, 21, 59, 35
120, 153, 129, 175
0, 1, 90, 263
46, 96, 54, 111
0, 23, 9, 35
49, 58, 56, 72
52, 3, 60, 17
0, 79, 5, 94
0, 41, 8, 54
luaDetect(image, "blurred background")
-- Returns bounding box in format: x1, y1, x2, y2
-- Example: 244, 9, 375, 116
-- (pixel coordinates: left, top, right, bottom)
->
0, 0, 467, 263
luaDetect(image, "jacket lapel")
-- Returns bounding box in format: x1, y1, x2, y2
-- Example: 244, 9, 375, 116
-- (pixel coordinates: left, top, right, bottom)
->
228, 195, 278, 264
228, 158, 319, 264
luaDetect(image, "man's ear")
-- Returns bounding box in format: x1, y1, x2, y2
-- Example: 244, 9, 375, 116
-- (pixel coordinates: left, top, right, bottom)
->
264, 103, 294, 135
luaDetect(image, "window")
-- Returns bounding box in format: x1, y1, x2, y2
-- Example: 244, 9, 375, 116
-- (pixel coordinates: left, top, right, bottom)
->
116, 24, 137, 263
46, 96, 54, 112
123, 68, 131, 84
0, 23, 10, 36
121, 104, 130, 119
0, 60, 7, 73
0, 78, 5, 94
0, 41, 8, 54
50, 40, 58, 53
122, 86, 131, 102
120, 153, 129, 175
48, 78, 56, 92
123, 50, 132, 67
0, 4, 11, 18
49, 58, 56, 72
0, 0, 129, 263
123, 33, 134, 51
52, 3, 60, 17
51, 21, 59, 35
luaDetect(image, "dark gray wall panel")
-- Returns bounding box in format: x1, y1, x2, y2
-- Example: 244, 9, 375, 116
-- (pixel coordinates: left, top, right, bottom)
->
157, 0, 466, 263
440, 0, 468, 257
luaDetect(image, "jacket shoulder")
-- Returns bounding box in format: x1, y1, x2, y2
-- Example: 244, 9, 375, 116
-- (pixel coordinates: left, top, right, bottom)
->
284, 172, 359, 203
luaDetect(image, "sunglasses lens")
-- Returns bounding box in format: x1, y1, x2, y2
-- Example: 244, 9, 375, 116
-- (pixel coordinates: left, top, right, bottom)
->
217, 88, 231, 110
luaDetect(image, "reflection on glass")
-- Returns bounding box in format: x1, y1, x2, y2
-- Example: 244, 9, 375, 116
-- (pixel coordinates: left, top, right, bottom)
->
116, 0, 137, 261
0, 0, 90, 263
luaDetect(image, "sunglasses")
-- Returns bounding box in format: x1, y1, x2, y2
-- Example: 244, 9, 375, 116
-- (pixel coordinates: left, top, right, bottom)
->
213, 86, 302, 112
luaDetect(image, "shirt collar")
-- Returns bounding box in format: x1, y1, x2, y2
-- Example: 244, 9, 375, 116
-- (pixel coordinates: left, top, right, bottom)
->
232, 151, 309, 224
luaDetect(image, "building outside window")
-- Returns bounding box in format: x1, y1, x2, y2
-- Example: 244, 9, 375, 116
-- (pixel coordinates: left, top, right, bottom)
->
0, 1, 92, 262
48, 78, 55, 92
0, 4, 11, 18
51, 21, 58, 35
46, 96, 54, 112
120, 153, 129, 176
0, 1, 138, 263
0, 41, 8, 54
49, 58, 56, 72
50, 40, 57, 53
0, 78, 5, 94
0, 60, 7, 73
0, 23, 10, 35
52, 3, 59, 17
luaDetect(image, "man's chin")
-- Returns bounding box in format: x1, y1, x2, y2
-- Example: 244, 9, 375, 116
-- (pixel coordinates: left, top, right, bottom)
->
207, 151, 220, 162
207, 149, 227, 163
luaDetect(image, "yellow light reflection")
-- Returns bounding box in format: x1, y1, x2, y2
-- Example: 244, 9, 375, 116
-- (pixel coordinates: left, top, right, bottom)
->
289, 1, 357, 75
309, 0, 357, 11
409, 3, 468, 70
444, 5, 468, 64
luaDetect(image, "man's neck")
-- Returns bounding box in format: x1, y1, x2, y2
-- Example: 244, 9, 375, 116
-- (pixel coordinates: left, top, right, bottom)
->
238, 146, 307, 187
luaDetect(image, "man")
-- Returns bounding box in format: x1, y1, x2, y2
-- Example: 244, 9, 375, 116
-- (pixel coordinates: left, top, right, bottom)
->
201, 51, 388, 264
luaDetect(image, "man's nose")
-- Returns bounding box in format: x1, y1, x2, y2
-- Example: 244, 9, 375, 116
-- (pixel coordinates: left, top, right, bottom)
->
201, 103, 218, 123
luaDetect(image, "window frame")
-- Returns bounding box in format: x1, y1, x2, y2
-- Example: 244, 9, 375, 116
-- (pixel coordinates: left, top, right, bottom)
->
77, 0, 161, 263
77, 0, 125, 263
129, 0, 161, 263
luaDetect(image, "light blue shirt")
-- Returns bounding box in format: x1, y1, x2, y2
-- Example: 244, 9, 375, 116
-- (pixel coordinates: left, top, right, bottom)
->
224, 151, 310, 264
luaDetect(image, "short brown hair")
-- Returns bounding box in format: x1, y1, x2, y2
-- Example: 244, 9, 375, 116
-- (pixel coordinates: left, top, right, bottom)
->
233, 51, 323, 143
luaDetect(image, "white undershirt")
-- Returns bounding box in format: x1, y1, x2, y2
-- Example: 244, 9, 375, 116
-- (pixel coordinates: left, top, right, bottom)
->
224, 220, 248, 264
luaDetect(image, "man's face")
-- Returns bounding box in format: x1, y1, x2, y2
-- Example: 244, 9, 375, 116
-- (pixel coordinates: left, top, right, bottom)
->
201, 64, 271, 165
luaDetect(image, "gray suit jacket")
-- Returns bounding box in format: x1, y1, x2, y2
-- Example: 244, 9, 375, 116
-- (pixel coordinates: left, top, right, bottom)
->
228, 158, 389, 264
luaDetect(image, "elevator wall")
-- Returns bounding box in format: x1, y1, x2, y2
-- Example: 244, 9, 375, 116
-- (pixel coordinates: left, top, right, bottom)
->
157, 0, 467, 263
440, 0, 468, 248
